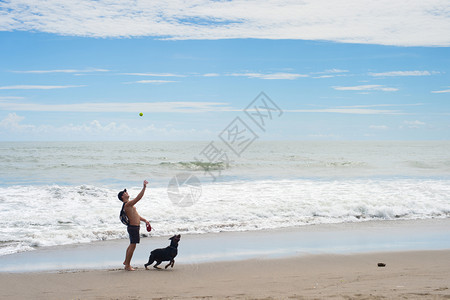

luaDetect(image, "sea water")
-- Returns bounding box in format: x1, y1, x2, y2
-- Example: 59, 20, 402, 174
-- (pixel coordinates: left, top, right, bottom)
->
0, 141, 449, 256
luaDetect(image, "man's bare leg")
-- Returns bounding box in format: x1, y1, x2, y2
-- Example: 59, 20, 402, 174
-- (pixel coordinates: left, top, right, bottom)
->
123, 243, 136, 271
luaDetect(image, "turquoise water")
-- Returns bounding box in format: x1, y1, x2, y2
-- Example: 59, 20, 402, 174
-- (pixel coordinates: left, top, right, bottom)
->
1, 141, 450, 186
0, 141, 449, 256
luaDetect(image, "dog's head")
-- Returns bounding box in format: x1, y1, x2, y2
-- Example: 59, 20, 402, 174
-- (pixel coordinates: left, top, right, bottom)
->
169, 234, 181, 242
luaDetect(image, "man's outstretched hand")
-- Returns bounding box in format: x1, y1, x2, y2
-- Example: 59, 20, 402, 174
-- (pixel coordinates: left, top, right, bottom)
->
143, 180, 148, 187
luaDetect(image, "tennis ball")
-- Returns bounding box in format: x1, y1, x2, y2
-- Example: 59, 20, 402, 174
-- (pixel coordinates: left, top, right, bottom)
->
139, 112, 143, 116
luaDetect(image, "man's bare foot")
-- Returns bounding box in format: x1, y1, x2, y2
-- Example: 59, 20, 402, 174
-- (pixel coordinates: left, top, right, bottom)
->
124, 265, 136, 271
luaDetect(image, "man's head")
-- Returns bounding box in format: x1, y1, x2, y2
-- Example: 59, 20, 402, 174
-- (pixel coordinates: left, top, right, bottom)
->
118, 189, 129, 202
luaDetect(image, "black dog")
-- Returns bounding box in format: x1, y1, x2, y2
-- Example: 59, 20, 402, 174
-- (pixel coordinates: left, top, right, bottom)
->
144, 234, 181, 270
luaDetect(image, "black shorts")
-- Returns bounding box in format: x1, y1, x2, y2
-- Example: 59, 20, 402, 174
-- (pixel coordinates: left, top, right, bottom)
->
127, 225, 140, 244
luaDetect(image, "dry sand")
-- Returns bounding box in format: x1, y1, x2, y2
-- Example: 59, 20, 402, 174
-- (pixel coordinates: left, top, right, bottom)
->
1, 250, 449, 299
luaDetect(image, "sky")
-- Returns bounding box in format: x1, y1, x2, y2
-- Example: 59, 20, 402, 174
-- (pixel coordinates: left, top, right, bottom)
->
0, 0, 449, 141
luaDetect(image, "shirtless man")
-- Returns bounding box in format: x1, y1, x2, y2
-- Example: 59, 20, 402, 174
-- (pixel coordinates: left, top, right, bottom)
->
118, 180, 150, 271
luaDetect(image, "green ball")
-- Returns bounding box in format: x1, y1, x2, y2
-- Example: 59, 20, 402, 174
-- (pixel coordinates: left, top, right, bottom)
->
139, 112, 143, 116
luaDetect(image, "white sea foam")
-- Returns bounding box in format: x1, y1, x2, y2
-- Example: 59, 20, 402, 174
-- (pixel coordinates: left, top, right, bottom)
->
0, 178, 449, 256
1, 141, 449, 255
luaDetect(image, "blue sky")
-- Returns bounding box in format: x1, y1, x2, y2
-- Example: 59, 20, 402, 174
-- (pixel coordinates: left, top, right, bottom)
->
0, 1, 449, 141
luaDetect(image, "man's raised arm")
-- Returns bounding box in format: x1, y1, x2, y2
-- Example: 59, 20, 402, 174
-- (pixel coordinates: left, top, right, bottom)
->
126, 180, 148, 207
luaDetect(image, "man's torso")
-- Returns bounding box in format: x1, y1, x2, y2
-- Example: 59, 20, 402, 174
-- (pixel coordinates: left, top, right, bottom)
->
125, 205, 140, 226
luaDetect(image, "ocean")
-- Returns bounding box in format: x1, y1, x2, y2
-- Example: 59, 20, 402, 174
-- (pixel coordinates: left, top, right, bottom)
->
1, 141, 449, 256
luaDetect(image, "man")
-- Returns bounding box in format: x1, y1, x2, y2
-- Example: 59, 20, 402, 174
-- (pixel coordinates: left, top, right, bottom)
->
118, 180, 151, 271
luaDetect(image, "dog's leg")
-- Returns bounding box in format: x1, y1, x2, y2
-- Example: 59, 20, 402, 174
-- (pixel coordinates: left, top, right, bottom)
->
165, 260, 175, 269
153, 261, 162, 269
144, 255, 155, 270
164, 260, 173, 269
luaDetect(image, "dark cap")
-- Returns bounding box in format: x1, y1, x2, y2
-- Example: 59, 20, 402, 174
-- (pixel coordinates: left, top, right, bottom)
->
118, 189, 127, 201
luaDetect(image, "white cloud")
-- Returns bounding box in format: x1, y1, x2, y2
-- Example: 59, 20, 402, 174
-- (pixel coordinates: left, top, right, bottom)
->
0, 100, 234, 113
0, 85, 85, 90
0, 113, 213, 140
58, 120, 133, 135
313, 75, 335, 79
12, 68, 109, 74
121, 73, 185, 77
369, 70, 432, 77
201, 73, 220, 77
431, 88, 450, 93
342, 103, 423, 108
0, 113, 35, 131
287, 108, 402, 115
314, 69, 349, 74
324, 69, 348, 74
370, 125, 389, 130
133, 80, 177, 84
0, 96, 24, 100
55, 121, 211, 138
230, 72, 308, 80
403, 120, 426, 128
283, 103, 423, 115
2, 1, 449, 46
312, 69, 349, 78
333, 85, 398, 92
123, 72, 309, 79
286, 103, 420, 115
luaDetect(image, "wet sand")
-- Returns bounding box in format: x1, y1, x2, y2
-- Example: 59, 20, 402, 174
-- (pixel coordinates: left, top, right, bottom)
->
1, 250, 449, 299
0, 219, 449, 299
1, 218, 449, 273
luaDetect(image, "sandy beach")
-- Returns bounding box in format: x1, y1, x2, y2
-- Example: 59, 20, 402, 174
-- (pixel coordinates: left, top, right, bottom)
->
0, 219, 449, 299
0, 250, 449, 299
